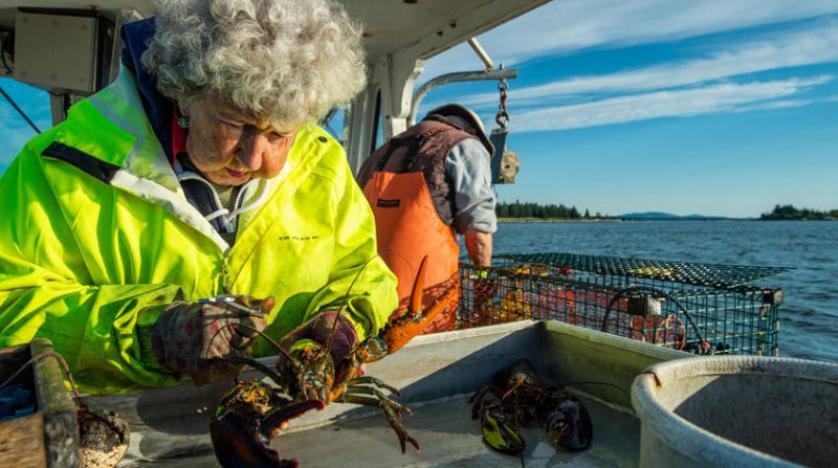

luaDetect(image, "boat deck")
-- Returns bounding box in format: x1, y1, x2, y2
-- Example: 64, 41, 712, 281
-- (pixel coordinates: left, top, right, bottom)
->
145, 393, 639, 467
90, 321, 686, 467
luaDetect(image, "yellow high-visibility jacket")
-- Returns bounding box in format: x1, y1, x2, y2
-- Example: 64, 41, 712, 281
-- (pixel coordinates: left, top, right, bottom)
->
0, 67, 398, 394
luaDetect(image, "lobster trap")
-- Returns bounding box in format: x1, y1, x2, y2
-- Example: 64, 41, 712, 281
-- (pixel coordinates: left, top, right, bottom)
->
458, 253, 791, 356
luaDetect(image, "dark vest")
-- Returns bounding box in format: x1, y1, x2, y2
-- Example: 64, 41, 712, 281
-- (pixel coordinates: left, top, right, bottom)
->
356, 115, 477, 227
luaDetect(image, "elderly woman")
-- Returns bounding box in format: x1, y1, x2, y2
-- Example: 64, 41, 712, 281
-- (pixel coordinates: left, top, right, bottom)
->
0, 0, 397, 394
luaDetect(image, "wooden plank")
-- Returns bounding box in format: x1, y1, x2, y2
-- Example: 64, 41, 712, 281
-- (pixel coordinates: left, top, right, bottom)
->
0, 343, 41, 468
30, 339, 81, 468
0, 413, 47, 467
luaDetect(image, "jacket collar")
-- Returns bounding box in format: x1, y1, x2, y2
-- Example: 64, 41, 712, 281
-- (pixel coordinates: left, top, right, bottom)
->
120, 17, 176, 163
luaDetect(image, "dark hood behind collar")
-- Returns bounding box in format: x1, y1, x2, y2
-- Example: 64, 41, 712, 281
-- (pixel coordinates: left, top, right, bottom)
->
120, 17, 174, 160
119, 18, 236, 235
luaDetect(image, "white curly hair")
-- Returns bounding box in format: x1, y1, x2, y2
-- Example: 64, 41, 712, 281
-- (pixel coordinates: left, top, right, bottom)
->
142, 0, 367, 127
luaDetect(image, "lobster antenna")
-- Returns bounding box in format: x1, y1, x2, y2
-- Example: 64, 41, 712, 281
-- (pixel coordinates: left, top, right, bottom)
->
324, 257, 377, 354
233, 323, 301, 368
226, 356, 289, 389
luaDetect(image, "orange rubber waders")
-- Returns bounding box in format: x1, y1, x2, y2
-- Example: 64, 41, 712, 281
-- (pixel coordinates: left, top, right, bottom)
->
362, 170, 460, 333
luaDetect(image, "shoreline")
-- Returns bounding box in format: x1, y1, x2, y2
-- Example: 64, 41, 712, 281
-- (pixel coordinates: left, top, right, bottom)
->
499, 217, 838, 223
498, 218, 621, 223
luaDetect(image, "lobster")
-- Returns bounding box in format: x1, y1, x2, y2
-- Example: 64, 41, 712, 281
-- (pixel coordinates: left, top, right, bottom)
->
470, 359, 593, 456
210, 257, 453, 467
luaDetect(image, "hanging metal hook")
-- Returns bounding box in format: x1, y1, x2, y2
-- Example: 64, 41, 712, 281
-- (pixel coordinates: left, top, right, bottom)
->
495, 64, 510, 129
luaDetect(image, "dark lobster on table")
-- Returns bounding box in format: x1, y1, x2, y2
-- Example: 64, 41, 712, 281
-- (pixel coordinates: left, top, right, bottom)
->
470, 359, 593, 455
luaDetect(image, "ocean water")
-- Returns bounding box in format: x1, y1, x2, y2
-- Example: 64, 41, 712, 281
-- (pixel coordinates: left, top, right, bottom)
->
492, 220, 838, 362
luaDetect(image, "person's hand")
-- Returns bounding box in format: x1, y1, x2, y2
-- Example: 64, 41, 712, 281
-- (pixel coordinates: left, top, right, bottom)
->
150, 295, 274, 385
471, 276, 499, 327
277, 310, 359, 376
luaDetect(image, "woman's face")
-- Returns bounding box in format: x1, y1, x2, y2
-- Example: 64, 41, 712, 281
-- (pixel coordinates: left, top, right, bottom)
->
184, 99, 297, 186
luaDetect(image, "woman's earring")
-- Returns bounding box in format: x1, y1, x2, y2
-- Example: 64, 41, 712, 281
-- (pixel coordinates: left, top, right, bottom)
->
177, 116, 190, 129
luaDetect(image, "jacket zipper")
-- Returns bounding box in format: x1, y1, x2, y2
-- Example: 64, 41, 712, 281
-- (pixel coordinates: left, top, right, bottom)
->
176, 169, 271, 295
220, 251, 231, 294
177, 172, 233, 233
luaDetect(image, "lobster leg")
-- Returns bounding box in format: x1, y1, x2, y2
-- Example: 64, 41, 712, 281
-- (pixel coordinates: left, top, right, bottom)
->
469, 385, 491, 420
381, 401, 421, 454
336, 384, 420, 453
347, 375, 401, 395
339, 385, 412, 416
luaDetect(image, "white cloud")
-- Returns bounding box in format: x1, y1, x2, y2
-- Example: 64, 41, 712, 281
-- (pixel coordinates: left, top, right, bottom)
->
454, 21, 838, 109
733, 93, 838, 113
421, 0, 838, 79
509, 76, 832, 132
734, 99, 812, 112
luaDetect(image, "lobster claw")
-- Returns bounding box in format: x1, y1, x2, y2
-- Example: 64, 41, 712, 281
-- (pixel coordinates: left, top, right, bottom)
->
408, 256, 429, 319
261, 399, 326, 439
544, 397, 593, 451
210, 399, 324, 468
379, 257, 458, 355
479, 400, 526, 455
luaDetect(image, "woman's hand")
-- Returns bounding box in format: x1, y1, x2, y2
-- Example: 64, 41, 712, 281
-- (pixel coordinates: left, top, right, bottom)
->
149, 295, 274, 385
277, 310, 358, 372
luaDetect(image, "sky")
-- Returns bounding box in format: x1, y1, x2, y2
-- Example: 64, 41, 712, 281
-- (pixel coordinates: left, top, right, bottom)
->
1, 0, 837, 217
415, 0, 838, 217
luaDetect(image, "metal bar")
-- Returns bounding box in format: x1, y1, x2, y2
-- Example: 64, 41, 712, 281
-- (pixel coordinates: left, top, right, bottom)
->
0, 86, 41, 134
467, 37, 494, 71
408, 68, 517, 124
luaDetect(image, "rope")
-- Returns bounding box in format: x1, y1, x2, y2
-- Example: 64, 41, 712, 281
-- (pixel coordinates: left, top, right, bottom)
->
600, 286, 708, 349
0, 351, 84, 406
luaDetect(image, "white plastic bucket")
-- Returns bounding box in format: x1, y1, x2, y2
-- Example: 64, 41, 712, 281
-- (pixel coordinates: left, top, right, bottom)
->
632, 356, 837, 467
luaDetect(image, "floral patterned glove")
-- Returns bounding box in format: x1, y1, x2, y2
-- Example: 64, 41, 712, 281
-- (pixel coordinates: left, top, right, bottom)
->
274, 310, 360, 401
278, 310, 358, 368
149, 296, 274, 385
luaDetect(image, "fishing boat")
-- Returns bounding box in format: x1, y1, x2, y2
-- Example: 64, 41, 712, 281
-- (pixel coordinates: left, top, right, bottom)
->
0, 1, 835, 467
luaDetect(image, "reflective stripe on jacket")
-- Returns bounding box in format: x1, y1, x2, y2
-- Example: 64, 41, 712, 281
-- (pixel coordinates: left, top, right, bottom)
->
0, 67, 398, 394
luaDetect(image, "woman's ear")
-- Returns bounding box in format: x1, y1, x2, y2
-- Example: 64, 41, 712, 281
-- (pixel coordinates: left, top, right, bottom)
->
177, 103, 191, 129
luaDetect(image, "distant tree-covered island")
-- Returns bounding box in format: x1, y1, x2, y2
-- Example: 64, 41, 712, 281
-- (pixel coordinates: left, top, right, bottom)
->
495, 201, 838, 222
496, 201, 609, 221
760, 204, 838, 220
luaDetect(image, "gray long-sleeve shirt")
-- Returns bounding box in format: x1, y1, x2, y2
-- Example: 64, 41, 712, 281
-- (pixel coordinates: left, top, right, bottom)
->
445, 138, 497, 234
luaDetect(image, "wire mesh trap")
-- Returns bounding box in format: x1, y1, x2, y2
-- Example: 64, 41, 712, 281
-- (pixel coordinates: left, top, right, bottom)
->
457, 253, 791, 356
